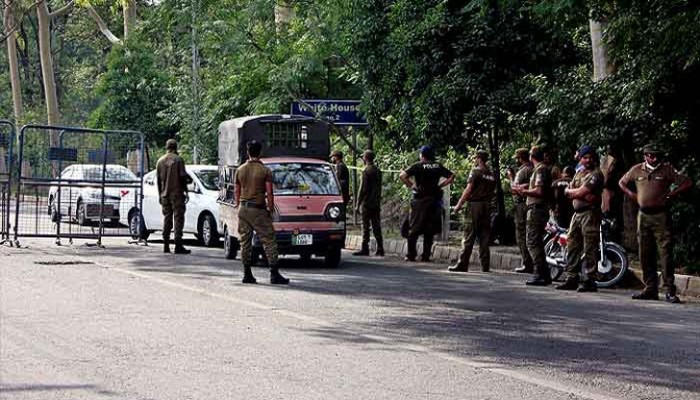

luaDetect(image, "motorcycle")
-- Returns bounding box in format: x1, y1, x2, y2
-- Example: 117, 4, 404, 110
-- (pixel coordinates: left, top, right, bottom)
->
544, 217, 628, 287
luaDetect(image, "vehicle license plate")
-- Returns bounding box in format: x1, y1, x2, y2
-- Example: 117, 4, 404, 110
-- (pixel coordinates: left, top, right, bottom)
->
86, 203, 114, 217
292, 234, 313, 246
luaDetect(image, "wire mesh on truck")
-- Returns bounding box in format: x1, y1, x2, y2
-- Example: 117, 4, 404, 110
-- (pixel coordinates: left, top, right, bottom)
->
13, 125, 145, 246
0, 120, 14, 244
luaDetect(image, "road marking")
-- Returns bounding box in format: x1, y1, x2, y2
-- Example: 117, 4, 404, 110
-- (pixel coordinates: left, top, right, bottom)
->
104, 264, 621, 400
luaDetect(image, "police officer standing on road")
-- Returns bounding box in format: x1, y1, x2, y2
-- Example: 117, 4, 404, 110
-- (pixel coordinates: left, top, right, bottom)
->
235, 141, 289, 285
448, 150, 496, 272
513, 145, 553, 286
353, 150, 384, 257
619, 144, 692, 303
511, 148, 534, 273
555, 146, 603, 293
330, 150, 351, 206
400, 145, 455, 262
156, 139, 192, 255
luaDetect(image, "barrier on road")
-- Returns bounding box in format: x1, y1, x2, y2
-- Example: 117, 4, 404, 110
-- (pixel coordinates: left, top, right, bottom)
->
0, 121, 14, 244
13, 125, 145, 246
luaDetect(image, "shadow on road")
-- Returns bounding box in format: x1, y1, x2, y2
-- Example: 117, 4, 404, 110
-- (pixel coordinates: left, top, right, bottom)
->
61, 241, 700, 396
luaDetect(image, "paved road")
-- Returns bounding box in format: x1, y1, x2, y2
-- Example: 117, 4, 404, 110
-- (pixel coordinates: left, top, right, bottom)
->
1, 238, 698, 400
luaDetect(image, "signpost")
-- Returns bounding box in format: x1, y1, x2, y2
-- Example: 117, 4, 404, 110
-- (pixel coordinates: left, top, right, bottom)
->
291, 100, 367, 126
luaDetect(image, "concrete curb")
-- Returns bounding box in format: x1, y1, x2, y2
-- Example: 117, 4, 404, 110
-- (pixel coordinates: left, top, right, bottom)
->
345, 235, 700, 298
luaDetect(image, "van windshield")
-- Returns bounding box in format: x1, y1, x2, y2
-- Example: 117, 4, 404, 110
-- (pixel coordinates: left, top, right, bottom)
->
268, 163, 340, 196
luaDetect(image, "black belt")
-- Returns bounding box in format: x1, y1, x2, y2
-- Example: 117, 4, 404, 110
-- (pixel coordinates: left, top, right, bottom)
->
241, 201, 266, 209
640, 206, 667, 215
527, 203, 548, 210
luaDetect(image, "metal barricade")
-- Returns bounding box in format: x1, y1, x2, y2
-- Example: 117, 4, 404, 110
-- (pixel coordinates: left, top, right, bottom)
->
0, 120, 14, 244
13, 124, 145, 246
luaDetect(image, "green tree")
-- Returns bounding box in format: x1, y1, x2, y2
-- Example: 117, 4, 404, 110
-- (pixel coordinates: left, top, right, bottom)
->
88, 35, 174, 144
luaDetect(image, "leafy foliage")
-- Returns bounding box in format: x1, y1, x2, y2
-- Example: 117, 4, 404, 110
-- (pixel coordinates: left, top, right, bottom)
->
1, 0, 699, 269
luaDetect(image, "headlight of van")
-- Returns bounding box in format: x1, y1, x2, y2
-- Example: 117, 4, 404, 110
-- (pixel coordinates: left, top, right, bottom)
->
325, 204, 344, 221
328, 206, 341, 219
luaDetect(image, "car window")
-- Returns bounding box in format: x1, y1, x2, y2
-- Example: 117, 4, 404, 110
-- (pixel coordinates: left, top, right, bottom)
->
76, 166, 137, 181
194, 170, 219, 191
60, 168, 73, 179
145, 172, 155, 186
268, 163, 340, 196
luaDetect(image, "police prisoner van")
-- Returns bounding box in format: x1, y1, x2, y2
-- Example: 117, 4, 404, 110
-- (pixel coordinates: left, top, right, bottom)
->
218, 114, 346, 267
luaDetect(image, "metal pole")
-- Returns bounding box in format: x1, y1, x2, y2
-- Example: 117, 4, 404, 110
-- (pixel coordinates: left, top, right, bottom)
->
351, 128, 358, 226
138, 133, 145, 242
56, 130, 67, 245
98, 133, 108, 247
191, 0, 202, 161
13, 125, 26, 246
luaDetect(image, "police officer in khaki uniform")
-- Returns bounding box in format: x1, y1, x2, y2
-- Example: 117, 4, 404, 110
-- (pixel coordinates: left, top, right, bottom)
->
156, 139, 191, 254
353, 150, 384, 257
235, 141, 289, 285
400, 145, 455, 262
510, 148, 534, 273
513, 145, 553, 286
619, 144, 692, 303
330, 150, 351, 206
555, 145, 604, 292
448, 150, 496, 272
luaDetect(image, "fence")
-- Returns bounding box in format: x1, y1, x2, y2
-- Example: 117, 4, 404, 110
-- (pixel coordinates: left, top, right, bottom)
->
13, 124, 145, 246
0, 121, 14, 244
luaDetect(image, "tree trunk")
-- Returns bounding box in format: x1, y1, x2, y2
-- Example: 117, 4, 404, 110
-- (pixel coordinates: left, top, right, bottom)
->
4, 3, 23, 126
589, 18, 614, 82
488, 127, 505, 218
37, 0, 60, 131
123, 0, 136, 40
274, 1, 295, 33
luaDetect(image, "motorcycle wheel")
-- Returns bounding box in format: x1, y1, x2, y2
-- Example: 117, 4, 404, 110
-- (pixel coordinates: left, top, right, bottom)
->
544, 238, 565, 282
595, 243, 628, 288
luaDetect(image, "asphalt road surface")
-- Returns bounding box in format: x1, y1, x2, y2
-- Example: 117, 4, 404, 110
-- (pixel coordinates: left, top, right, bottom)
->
1, 238, 698, 400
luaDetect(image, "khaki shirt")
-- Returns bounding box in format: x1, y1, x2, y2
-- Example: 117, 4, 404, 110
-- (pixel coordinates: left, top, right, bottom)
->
467, 166, 497, 202
621, 162, 688, 208
513, 163, 533, 203
527, 163, 553, 206
357, 163, 382, 209
156, 152, 188, 198
571, 168, 603, 210
235, 160, 272, 206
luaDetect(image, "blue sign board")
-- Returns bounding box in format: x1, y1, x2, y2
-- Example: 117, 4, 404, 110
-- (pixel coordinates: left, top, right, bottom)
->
291, 100, 367, 126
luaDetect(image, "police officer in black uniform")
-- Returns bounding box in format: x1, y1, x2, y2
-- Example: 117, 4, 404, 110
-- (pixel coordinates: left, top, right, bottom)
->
399, 145, 455, 262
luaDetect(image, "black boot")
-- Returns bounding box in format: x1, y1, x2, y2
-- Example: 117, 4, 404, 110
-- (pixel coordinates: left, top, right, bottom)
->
420, 235, 433, 262
270, 267, 289, 285
242, 265, 257, 284
555, 278, 579, 291
632, 291, 659, 300
174, 241, 191, 255
375, 244, 385, 257
406, 236, 418, 261
352, 244, 370, 256
163, 238, 171, 254
577, 280, 598, 293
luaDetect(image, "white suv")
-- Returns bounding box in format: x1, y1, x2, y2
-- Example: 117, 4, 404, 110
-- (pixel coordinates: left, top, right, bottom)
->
48, 164, 138, 225
119, 165, 221, 246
